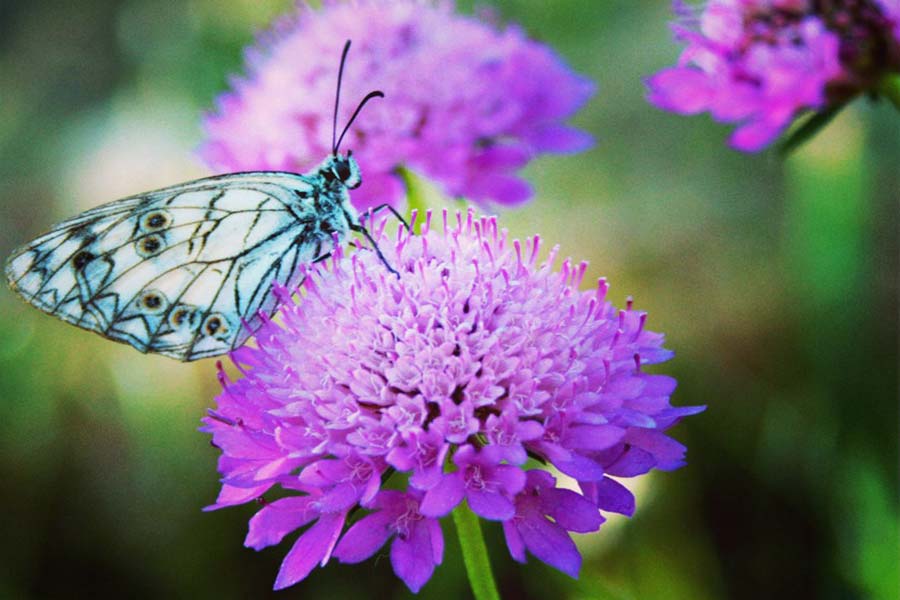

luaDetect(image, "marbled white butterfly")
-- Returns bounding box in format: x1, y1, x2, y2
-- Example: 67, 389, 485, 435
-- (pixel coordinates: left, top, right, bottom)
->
5, 40, 398, 361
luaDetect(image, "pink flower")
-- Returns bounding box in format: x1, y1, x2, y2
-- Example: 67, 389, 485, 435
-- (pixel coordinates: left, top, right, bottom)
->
877, 0, 900, 42
202, 210, 703, 592
647, 0, 900, 151
200, 1, 594, 209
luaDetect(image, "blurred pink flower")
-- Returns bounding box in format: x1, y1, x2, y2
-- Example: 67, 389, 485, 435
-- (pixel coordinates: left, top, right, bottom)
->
646, 0, 900, 151
200, 0, 595, 210
202, 210, 703, 592
878, 0, 900, 41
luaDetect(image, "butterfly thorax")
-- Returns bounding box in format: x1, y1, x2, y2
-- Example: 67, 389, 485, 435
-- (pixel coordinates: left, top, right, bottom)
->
305, 152, 361, 233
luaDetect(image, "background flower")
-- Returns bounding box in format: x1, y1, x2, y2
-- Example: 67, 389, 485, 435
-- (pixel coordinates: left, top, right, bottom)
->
200, 0, 595, 210
202, 210, 703, 592
646, 0, 900, 151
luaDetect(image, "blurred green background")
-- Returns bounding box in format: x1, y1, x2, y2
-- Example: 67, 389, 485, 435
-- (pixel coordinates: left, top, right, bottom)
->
1, 1, 897, 598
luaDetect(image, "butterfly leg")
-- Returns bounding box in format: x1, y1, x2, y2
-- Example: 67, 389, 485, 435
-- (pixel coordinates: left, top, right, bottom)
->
366, 203, 410, 233
349, 223, 400, 278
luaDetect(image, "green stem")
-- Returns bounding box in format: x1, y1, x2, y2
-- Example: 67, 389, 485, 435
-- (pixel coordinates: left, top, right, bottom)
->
452, 502, 501, 600
879, 74, 900, 112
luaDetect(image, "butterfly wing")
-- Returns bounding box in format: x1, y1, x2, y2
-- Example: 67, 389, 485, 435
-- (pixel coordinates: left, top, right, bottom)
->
5, 172, 337, 361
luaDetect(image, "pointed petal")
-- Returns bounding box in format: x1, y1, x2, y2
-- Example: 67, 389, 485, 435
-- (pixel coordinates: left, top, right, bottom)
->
582, 477, 635, 516
390, 521, 436, 593
428, 518, 444, 565
493, 465, 527, 496
566, 424, 626, 451
605, 446, 656, 477
316, 481, 361, 513
503, 519, 526, 563
532, 125, 594, 153
334, 510, 394, 563
729, 117, 786, 152
273, 512, 346, 590
541, 488, 603, 533
626, 428, 688, 471
204, 483, 271, 511
645, 68, 713, 114
245, 496, 317, 550
555, 452, 606, 481
420, 474, 465, 517
518, 514, 582, 578
467, 489, 516, 521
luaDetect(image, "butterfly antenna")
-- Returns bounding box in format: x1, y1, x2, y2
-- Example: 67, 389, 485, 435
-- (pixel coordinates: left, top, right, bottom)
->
335, 90, 384, 153
332, 40, 352, 156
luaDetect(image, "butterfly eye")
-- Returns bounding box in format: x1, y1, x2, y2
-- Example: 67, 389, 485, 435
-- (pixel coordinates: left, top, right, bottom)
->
139, 290, 168, 315
136, 234, 165, 258
203, 313, 230, 338
140, 210, 171, 232
334, 161, 352, 181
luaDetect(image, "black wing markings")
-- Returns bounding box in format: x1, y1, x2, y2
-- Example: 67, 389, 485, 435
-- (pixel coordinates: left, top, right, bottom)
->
19, 179, 304, 296
12, 209, 132, 292
109, 191, 315, 359
62, 204, 298, 314
8, 173, 328, 359
182, 257, 242, 360
143, 264, 213, 357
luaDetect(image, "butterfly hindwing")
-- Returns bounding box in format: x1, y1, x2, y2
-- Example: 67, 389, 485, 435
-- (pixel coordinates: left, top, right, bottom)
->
5, 172, 337, 361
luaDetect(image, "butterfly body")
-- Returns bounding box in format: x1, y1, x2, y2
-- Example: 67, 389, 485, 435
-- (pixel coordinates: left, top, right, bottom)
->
5, 154, 363, 361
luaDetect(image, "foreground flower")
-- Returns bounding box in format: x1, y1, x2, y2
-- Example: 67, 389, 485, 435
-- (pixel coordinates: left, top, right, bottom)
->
646, 0, 900, 151
200, 1, 595, 209
202, 210, 704, 592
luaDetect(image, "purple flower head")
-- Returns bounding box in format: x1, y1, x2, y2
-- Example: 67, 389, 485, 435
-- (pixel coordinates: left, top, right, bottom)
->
200, 0, 595, 209
202, 210, 704, 592
646, 0, 900, 151
878, 0, 900, 41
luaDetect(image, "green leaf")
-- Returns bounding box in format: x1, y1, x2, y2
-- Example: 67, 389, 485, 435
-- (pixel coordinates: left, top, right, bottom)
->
777, 105, 844, 157
878, 73, 900, 112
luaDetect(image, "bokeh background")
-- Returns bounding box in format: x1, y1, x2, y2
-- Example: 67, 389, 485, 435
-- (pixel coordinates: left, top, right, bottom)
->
1, 1, 897, 599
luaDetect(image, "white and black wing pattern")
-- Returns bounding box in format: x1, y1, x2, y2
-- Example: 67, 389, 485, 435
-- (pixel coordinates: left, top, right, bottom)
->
5, 172, 336, 361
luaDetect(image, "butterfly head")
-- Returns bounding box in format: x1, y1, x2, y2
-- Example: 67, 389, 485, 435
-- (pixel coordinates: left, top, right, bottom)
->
324, 151, 361, 189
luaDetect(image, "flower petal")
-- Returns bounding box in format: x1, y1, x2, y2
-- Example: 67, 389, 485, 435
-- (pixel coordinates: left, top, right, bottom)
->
645, 68, 713, 114
420, 473, 465, 517
273, 512, 346, 590
204, 483, 271, 511
581, 476, 636, 516
566, 424, 626, 451
390, 520, 437, 593
541, 488, 604, 533
334, 510, 394, 563
245, 496, 319, 550
517, 513, 582, 578
467, 489, 516, 521
502, 519, 526, 563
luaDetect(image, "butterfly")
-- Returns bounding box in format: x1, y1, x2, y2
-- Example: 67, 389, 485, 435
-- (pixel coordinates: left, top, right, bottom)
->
4, 40, 399, 362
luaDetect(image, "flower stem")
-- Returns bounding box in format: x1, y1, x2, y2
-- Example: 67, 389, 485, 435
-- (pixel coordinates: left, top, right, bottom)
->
452, 502, 500, 600
879, 74, 900, 112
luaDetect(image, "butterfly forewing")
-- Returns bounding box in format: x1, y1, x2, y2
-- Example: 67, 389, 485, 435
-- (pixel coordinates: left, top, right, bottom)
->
5, 172, 342, 361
